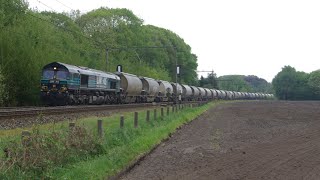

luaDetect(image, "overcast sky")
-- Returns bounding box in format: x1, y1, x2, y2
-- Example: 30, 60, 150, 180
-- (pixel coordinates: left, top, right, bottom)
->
27, 0, 320, 82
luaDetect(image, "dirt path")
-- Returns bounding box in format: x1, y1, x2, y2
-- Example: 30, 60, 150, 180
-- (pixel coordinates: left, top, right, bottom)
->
120, 101, 320, 180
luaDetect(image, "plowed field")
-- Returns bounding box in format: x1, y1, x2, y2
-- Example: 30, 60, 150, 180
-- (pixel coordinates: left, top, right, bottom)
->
121, 101, 320, 180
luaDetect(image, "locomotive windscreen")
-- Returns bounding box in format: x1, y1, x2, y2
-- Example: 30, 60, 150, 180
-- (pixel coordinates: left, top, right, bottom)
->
42, 69, 68, 79
43, 70, 54, 79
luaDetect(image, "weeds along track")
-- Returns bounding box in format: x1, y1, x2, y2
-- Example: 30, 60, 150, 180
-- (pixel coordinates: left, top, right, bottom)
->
0, 104, 155, 120
0, 101, 205, 130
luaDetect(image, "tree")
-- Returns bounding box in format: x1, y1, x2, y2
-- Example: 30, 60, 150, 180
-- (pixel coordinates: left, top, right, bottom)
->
308, 70, 320, 97
272, 66, 297, 100
217, 75, 252, 92
199, 72, 218, 89
272, 66, 315, 100
244, 75, 273, 93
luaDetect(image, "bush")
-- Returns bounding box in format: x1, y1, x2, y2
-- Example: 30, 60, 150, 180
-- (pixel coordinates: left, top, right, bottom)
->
0, 125, 105, 178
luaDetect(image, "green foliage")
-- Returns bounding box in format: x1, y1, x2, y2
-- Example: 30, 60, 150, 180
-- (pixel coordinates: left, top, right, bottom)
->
199, 72, 218, 88
0, 2, 198, 106
308, 70, 320, 95
217, 75, 252, 92
244, 75, 273, 93
272, 66, 318, 100
1, 125, 105, 179
215, 75, 272, 93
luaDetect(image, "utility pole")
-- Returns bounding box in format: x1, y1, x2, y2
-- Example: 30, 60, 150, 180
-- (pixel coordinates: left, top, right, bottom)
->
106, 48, 109, 71
175, 48, 179, 104
197, 70, 215, 88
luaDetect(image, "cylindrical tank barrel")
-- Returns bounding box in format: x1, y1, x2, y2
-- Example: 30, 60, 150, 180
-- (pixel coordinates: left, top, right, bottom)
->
219, 90, 227, 99
210, 89, 216, 98
226, 91, 232, 99
181, 84, 192, 97
205, 88, 212, 98
190, 86, 200, 97
158, 80, 173, 96
171, 83, 182, 95
212, 89, 219, 98
116, 72, 142, 96
198, 87, 206, 97
140, 77, 160, 96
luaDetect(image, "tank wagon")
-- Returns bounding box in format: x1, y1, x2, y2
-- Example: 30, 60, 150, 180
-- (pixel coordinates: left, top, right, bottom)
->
190, 86, 200, 101
40, 62, 273, 105
181, 85, 193, 101
158, 80, 173, 102
140, 77, 160, 102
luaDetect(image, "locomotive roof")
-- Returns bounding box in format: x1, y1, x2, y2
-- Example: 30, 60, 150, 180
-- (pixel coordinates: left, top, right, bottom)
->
43, 62, 119, 80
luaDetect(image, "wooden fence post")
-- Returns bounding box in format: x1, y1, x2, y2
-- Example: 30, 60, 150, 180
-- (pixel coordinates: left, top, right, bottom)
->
146, 110, 150, 122
134, 112, 138, 128
161, 108, 164, 120
154, 109, 157, 120
97, 119, 103, 138
120, 115, 124, 128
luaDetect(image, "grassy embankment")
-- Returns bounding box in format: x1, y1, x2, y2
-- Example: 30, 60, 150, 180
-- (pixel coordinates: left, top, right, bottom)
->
0, 101, 223, 179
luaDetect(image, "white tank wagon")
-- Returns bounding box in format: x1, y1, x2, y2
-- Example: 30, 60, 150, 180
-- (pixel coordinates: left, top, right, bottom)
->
232, 92, 238, 99
215, 90, 222, 99
204, 88, 213, 100
181, 84, 193, 101
190, 86, 200, 100
219, 90, 228, 100
236, 92, 242, 99
210, 89, 218, 99
158, 80, 173, 102
239, 92, 245, 99
171, 83, 183, 95
224, 91, 231, 100
116, 72, 143, 103
245, 93, 249, 99
198, 87, 207, 100
140, 77, 160, 102
171, 83, 183, 102
213, 89, 220, 99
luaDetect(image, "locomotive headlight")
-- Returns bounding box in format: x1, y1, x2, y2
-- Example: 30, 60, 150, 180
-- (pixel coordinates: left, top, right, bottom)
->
52, 84, 56, 88
53, 67, 57, 70
60, 86, 67, 92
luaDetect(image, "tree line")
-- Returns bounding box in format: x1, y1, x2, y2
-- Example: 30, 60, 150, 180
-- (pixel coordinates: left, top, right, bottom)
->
272, 66, 320, 100
199, 73, 273, 93
0, 0, 198, 106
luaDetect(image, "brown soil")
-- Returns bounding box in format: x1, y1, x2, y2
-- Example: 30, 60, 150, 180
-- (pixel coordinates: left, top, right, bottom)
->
120, 101, 320, 180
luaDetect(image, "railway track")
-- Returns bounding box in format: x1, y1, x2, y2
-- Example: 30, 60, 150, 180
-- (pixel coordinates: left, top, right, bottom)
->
0, 101, 201, 120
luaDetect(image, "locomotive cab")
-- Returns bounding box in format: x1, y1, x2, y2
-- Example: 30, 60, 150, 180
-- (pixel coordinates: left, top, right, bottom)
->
41, 62, 70, 105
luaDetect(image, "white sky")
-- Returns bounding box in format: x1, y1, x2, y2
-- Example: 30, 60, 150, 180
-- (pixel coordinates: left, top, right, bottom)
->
27, 0, 320, 82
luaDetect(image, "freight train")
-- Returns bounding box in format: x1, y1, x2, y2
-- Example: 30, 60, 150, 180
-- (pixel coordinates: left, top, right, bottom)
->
40, 62, 274, 105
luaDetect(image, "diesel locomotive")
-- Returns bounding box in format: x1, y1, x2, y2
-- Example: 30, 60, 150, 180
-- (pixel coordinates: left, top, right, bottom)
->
40, 62, 274, 105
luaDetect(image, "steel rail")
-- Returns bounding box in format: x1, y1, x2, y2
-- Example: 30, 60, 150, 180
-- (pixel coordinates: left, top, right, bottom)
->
0, 101, 201, 120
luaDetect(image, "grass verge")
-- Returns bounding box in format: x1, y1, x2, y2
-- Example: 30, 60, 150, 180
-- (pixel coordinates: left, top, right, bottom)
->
0, 101, 222, 179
